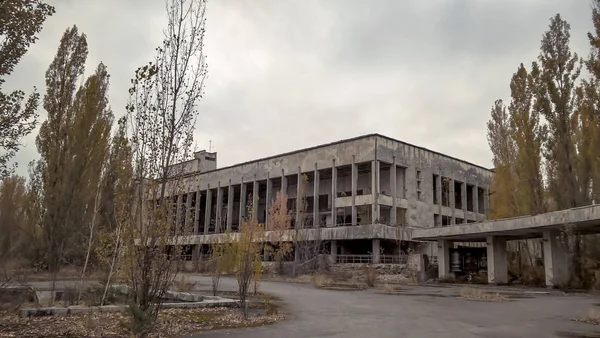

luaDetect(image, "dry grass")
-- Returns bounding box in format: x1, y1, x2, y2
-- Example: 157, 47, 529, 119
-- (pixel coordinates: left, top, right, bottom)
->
459, 287, 507, 302
574, 308, 600, 326
364, 267, 377, 288
173, 276, 198, 292
311, 274, 333, 288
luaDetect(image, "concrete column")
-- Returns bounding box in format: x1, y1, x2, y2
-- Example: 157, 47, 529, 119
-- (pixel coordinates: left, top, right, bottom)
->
239, 180, 246, 225
436, 174, 442, 222
461, 179, 467, 220
390, 157, 397, 225
331, 240, 338, 263
486, 236, 508, 284
483, 188, 490, 220
252, 177, 259, 220
265, 174, 271, 230
184, 192, 193, 232
175, 194, 183, 233
449, 175, 455, 225
351, 156, 357, 226
371, 160, 379, 223
296, 168, 302, 228
543, 230, 570, 288
194, 190, 201, 235
281, 169, 287, 196
473, 185, 479, 220
313, 164, 319, 228
330, 159, 337, 227
227, 181, 233, 232
216, 183, 223, 233
437, 239, 451, 278
372, 239, 380, 264
204, 187, 212, 234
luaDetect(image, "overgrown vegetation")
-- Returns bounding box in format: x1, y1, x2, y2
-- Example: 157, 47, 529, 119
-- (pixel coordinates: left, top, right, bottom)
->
459, 287, 507, 302
487, 7, 600, 289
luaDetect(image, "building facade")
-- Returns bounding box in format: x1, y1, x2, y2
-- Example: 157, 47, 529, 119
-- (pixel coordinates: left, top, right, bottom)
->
168, 134, 493, 263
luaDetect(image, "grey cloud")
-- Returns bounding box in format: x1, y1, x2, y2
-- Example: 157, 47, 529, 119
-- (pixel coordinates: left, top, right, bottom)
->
4, 0, 596, 176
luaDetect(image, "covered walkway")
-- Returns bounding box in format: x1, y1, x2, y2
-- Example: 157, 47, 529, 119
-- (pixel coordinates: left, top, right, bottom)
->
412, 205, 600, 287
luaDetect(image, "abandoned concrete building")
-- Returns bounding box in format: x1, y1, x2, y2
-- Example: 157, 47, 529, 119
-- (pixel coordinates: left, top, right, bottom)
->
166, 133, 494, 266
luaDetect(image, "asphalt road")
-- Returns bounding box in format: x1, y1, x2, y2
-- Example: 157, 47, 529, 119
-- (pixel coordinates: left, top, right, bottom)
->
183, 275, 600, 338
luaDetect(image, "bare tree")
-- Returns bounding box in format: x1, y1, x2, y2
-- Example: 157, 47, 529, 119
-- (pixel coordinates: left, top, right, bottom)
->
266, 191, 292, 274
121, 0, 208, 333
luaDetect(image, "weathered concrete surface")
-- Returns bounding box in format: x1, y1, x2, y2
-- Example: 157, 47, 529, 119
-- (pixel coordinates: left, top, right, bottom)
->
171, 224, 414, 245
184, 275, 600, 338
412, 204, 600, 241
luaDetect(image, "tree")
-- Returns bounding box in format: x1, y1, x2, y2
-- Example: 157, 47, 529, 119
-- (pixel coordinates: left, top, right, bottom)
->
0, 0, 55, 177
266, 191, 292, 274
121, 0, 208, 332
584, 0, 600, 203
36, 26, 113, 279
231, 206, 265, 318
487, 99, 519, 219
533, 14, 582, 209
0, 175, 28, 286
508, 64, 545, 215
293, 173, 323, 265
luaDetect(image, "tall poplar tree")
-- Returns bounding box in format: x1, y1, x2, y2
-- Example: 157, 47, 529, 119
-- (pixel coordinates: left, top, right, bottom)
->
533, 14, 581, 209
36, 26, 113, 273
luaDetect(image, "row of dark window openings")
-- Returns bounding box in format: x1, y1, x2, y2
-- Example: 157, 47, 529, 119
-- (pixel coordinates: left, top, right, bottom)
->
434, 214, 478, 227
431, 174, 486, 213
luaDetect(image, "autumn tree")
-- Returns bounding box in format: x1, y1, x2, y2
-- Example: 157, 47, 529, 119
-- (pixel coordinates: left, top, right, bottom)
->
533, 14, 582, 209
487, 99, 519, 219
0, 0, 55, 177
36, 26, 114, 277
231, 207, 265, 318
0, 175, 28, 285
121, 0, 208, 332
266, 191, 292, 274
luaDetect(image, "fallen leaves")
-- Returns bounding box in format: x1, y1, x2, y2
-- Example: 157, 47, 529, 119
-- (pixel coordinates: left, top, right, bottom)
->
0, 306, 284, 337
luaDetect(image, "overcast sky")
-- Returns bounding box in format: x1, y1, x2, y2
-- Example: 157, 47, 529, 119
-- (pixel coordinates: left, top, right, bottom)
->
4, 0, 595, 175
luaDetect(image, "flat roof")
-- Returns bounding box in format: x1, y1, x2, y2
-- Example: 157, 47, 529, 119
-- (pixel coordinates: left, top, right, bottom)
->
189, 133, 493, 178
412, 204, 600, 241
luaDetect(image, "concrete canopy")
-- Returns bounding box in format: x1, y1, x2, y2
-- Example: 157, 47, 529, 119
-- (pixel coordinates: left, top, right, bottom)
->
412, 204, 600, 242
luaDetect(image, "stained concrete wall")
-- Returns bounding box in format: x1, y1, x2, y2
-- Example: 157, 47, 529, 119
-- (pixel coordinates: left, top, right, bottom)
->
156, 134, 494, 239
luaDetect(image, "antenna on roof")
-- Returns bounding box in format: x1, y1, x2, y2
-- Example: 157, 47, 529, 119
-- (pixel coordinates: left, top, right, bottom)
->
209, 140, 212, 152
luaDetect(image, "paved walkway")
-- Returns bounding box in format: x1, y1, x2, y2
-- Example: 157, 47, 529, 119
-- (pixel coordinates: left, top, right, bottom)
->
183, 275, 600, 338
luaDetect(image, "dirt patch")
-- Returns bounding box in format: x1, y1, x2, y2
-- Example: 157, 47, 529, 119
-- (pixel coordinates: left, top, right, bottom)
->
459, 287, 507, 302
0, 306, 284, 337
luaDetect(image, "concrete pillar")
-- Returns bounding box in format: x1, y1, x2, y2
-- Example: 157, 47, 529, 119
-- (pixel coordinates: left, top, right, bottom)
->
204, 187, 212, 234
265, 174, 271, 230
281, 169, 287, 196
371, 160, 379, 223
486, 236, 508, 284
449, 175, 455, 225
216, 183, 223, 233
483, 188, 490, 220
227, 181, 233, 232
473, 185, 479, 220
175, 194, 183, 233
330, 159, 337, 227
543, 230, 570, 288
330, 240, 338, 263
252, 177, 259, 221
194, 190, 201, 235
313, 164, 319, 228
436, 174, 442, 223
296, 167, 302, 228
351, 156, 357, 226
239, 180, 246, 225
461, 179, 467, 220
437, 239, 451, 278
372, 239, 380, 264
184, 192, 193, 232
390, 157, 397, 225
